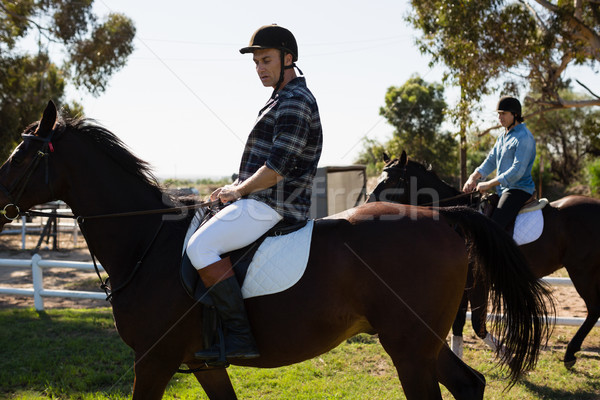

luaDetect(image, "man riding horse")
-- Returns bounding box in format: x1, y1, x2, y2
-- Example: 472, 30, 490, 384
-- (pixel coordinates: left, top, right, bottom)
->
463, 96, 537, 230
186, 24, 323, 361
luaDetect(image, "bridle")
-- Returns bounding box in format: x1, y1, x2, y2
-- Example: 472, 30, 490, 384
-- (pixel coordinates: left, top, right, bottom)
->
0, 128, 219, 300
0, 129, 57, 221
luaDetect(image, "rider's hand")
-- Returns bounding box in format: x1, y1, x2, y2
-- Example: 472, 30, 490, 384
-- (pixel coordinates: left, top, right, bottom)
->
212, 185, 242, 203
476, 181, 493, 194
209, 187, 222, 202
462, 179, 476, 193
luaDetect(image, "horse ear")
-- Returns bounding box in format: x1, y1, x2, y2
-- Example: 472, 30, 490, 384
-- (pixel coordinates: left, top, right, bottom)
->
399, 150, 407, 166
383, 152, 390, 163
35, 100, 57, 138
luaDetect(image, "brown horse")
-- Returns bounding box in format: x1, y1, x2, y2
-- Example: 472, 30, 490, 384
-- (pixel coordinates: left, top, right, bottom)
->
368, 152, 495, 357
368, 150, 600, 368
0, 102, 552, 400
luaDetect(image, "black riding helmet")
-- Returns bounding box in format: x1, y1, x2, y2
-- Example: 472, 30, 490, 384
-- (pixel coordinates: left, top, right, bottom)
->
240, 24, 298, 61
496, 96, 524, 130
240, 24, 302, 95
497, 96, 524, 119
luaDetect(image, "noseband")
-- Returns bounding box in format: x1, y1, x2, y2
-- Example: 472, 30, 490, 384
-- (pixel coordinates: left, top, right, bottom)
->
0, 129, 56, 221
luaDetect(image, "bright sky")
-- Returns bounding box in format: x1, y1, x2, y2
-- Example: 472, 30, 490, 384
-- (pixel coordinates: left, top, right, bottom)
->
61, 0, 599, 179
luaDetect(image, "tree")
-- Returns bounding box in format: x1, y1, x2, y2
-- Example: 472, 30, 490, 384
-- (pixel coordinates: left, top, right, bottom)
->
357, 75, 458, 180
527, 90, 600, 186
0, 1, 135, 160
408, 0, 600, 183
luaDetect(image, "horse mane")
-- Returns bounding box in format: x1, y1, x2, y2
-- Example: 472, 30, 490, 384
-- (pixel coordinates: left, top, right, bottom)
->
57, 117, 162, 193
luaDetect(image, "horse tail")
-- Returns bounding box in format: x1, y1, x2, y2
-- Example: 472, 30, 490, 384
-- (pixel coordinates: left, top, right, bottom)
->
438, 206, 554, 386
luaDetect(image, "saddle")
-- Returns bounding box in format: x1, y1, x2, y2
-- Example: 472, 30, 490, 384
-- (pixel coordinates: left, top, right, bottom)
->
481, 194, 547, 216
480, 194, 549, 235
180, 219, 308, 305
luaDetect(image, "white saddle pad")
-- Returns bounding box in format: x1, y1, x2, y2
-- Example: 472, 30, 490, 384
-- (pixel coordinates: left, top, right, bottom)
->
513, 209, 543, 245
182, 210, 314, 299
241, 220, 314, 299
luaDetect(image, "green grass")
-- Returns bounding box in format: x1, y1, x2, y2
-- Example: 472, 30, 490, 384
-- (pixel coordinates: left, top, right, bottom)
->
1, 308, 599, 399
0, 308, 134, 399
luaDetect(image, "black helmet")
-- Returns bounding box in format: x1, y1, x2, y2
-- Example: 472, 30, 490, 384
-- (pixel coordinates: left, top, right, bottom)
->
496, 96, 522, 116
239, 24, 298, 61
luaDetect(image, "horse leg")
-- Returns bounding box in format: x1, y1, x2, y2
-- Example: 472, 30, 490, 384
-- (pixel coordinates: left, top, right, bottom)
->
467, 266, 506, 355
563, 271, 600, 368
564, 308, 600, 369
451, 262, 476, 358
395, 357, 441, 399
193, 368, 238, 400
132, 358, 177, 400
451, 291, 468, 358
378, 334, 442, 399
437, 344, 485, 400
468, 271, 495, 349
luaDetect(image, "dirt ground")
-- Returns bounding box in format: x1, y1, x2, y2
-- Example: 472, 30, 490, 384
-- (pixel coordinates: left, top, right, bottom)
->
0, 228, 589, 318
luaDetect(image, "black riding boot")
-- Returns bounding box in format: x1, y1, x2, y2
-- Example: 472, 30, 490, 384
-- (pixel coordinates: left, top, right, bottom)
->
194, 257, 260, 361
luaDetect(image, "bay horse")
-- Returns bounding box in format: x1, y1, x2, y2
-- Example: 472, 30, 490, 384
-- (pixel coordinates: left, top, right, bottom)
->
368, 150, 600, 369
0, 102, 552, 400
368, 152, 495, 358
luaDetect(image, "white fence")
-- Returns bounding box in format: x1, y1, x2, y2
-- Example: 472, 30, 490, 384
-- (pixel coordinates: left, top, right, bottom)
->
0, 254, 105, 311
461, 276, 599, 327
0, 255, 598, 328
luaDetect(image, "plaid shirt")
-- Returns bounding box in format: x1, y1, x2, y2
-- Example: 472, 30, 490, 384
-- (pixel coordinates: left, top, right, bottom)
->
238, 77, 323, 222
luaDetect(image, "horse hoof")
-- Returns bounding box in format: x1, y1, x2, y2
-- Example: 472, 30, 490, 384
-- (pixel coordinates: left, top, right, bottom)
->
563, 356, 576, 370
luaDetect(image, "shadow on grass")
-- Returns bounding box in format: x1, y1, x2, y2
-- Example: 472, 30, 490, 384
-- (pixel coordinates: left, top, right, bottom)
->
521, 380, 600, 400
519, 352, 600, 400
0, 308, 134, 399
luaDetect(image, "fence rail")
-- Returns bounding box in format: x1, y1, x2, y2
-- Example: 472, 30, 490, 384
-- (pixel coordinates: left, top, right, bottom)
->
0, 255, 598, 328
0, 254, 105, 310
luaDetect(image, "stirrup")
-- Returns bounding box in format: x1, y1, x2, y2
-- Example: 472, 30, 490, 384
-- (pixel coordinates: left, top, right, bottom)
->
196, 322, 229, 366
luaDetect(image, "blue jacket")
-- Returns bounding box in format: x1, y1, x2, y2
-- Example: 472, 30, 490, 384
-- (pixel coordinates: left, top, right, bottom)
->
476, 123, 536, 195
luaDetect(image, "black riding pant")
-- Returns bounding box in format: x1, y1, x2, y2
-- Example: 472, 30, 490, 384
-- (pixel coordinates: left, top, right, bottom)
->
491, 188, 533, 230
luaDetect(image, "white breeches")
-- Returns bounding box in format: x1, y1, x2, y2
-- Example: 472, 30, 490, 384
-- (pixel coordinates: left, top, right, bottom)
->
186, 199, 283, 270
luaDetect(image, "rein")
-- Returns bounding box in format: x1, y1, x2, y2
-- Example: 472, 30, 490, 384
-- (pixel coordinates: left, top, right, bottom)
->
0, 126, 221, 300
20, 200, 220, 220
421, 191, 479, 207
17, 200, 220, 301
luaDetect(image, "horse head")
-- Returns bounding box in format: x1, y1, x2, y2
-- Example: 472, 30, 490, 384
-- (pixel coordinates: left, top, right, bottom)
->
0, 100, 166, 231
367, 150, 464, 206
366, 150, 411, 204
0, 101, 62, 230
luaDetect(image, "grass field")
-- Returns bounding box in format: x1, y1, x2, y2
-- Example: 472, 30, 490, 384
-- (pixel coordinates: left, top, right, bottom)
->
0, 307, 599, 399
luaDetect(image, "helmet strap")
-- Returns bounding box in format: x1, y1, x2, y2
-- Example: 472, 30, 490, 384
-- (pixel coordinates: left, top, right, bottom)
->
271, 51, 286, 98
271, 50, 301, 98
507, 113, 517, 131
292, 63, 303, 76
